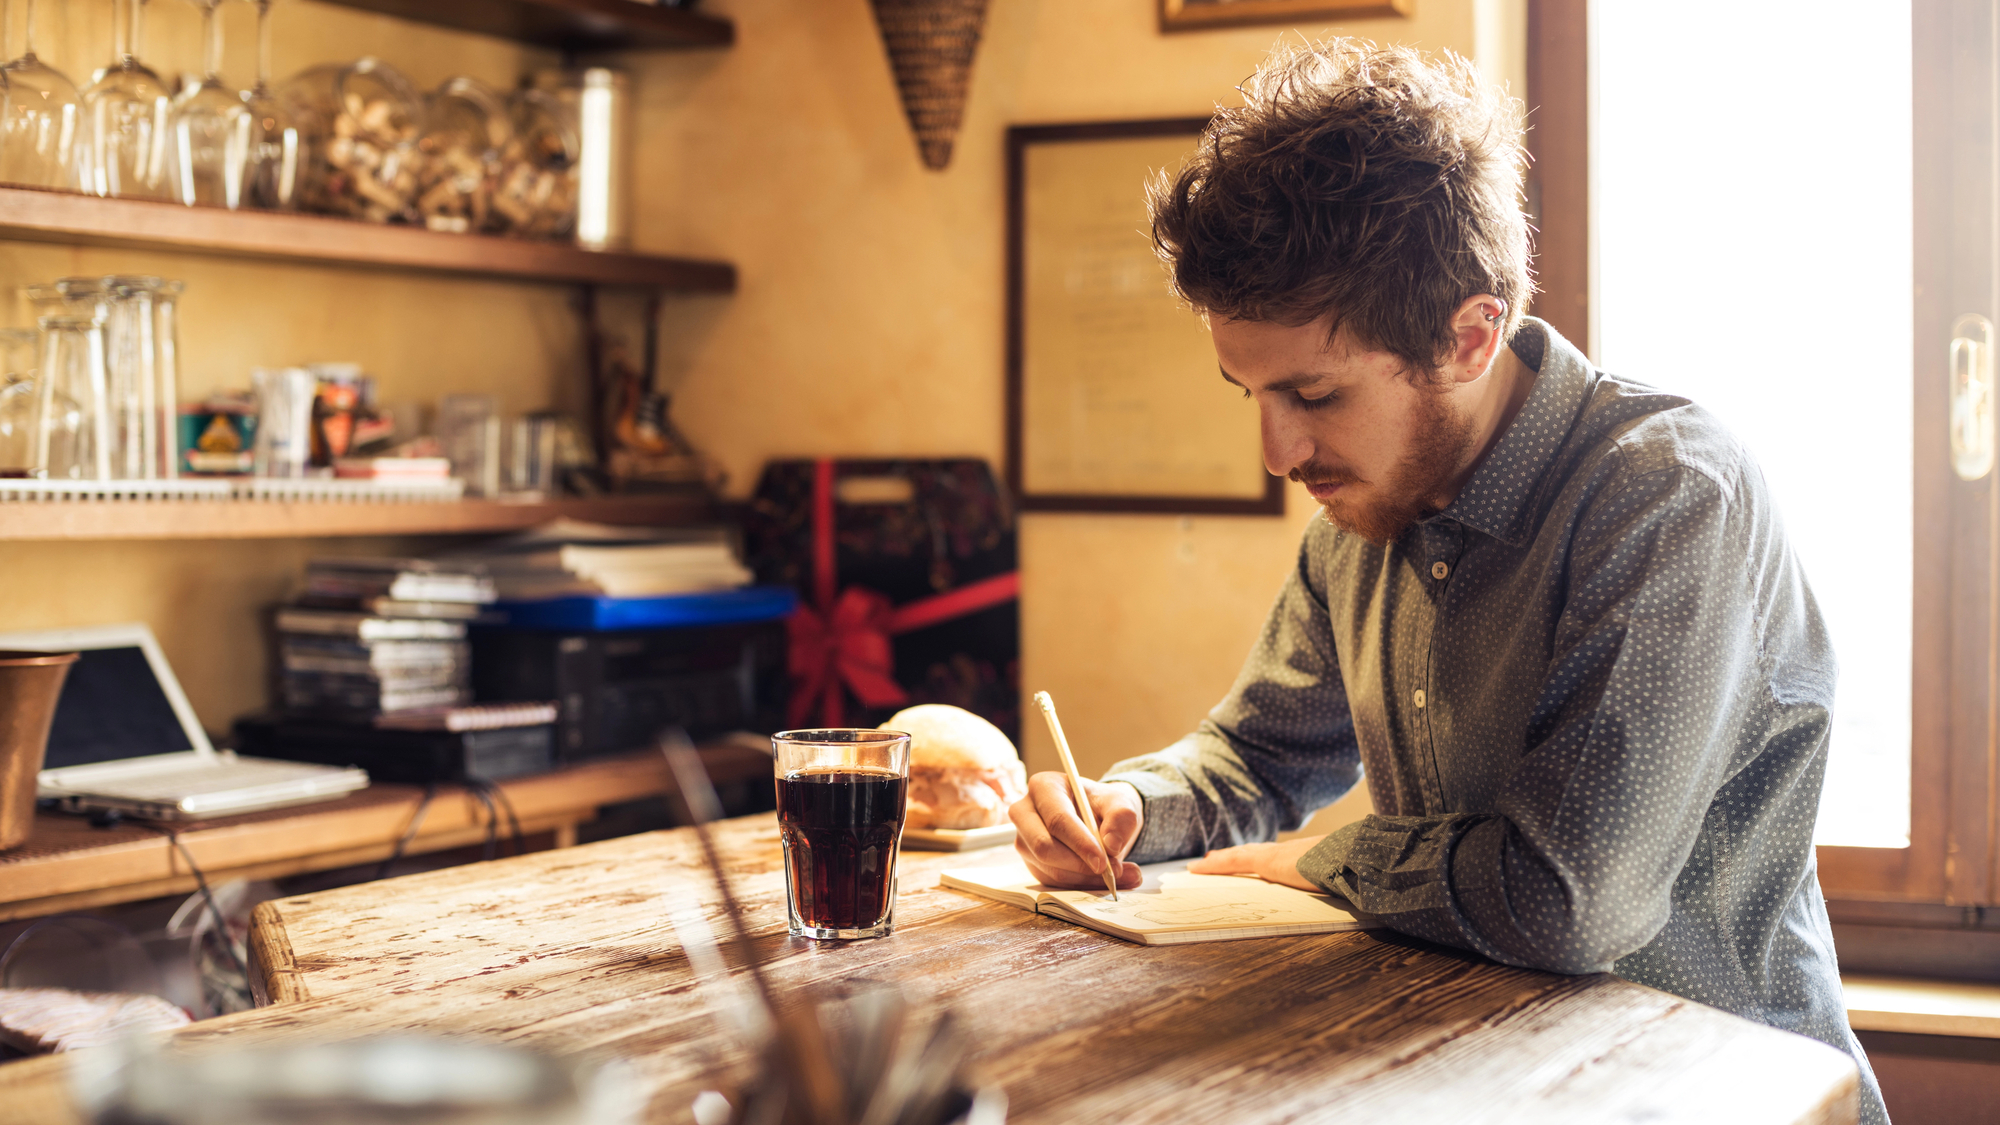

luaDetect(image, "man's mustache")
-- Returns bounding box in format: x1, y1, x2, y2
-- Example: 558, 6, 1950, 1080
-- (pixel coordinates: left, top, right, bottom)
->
1288, 462, 1362, 488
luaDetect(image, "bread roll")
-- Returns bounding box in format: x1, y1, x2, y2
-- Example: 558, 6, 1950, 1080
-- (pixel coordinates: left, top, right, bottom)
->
883, 705, 1028, 830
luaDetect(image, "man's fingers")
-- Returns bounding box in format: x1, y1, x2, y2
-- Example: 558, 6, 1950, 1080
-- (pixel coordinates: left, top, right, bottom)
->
1008, 797, 1089, 876
1094, 793, 1142, 861
1008, 786, 1103, 881
1187, 844, 1257, 875
1032, 775, 1111, 873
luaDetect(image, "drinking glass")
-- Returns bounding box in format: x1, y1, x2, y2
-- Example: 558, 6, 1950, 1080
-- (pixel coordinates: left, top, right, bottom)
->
35, 315, 106, 480
238, 0, 295, 209
773, 728, 912, 940
0, 0, 89, 190
101, 276, 158, 479
152, 278, 180, 477
85, 0, 174, 200
250, 365, 312, 478
0, 328, 40, 475
170, 0, 250, 207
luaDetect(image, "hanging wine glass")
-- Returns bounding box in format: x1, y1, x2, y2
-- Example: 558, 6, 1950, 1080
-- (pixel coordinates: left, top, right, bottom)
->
85, 0, 174, 200
170, 0, 251, 207
0, 0, 89, 190
239, 0, 295, 209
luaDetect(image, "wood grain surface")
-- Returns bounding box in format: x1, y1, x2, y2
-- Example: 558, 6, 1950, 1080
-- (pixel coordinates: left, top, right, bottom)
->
0, 748, 766, 921
0, 815, 1859, 1125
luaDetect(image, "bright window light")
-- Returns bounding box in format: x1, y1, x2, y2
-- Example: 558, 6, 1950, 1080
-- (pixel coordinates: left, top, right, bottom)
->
1592, 0, 1914, 847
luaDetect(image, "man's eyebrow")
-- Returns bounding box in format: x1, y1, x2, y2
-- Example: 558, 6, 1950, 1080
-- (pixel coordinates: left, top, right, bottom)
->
1218, 365, 1326, 393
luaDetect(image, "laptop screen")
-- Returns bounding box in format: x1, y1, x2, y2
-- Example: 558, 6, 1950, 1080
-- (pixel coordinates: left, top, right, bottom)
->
43, 646, 196, 768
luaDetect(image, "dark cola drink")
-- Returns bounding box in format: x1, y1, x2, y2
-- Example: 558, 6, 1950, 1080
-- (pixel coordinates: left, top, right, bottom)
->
776, 767, 909, 938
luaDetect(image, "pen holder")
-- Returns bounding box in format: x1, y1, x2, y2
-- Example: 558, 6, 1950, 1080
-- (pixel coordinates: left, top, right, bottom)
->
0, 650, 77, 851
714, 985, 1006, 1125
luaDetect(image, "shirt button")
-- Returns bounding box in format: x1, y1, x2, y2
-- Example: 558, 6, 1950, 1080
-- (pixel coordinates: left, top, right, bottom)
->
1432, 561, 1449, 580
1414, 689, 1427, 709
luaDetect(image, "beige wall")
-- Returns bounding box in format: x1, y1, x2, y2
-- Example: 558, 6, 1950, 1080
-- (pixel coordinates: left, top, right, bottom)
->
0, 0, 1520, 840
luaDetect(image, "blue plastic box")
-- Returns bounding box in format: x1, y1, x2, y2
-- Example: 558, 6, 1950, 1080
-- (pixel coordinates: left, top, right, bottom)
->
489, 586, 799, 632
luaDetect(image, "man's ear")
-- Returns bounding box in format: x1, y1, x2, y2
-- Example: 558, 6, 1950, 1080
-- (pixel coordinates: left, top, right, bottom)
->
1446, 294, 1507, 385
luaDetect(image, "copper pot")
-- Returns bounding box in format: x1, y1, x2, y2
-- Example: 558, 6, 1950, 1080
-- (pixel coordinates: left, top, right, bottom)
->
0, 650, 78, 850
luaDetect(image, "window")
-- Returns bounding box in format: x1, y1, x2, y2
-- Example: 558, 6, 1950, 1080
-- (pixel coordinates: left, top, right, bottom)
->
1592, 1, 1915, 849
1529, 0, 1994, 911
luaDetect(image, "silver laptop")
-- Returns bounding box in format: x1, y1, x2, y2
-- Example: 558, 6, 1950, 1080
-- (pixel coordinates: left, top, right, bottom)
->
3, 623, 369, 819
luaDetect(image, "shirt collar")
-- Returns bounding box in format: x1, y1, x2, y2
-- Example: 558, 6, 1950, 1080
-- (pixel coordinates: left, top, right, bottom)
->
1432, 317, 1594, 546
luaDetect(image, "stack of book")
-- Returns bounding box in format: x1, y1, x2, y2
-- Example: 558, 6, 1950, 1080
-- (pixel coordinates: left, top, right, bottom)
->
449, 519, 753, 600
275, 558, 497, 716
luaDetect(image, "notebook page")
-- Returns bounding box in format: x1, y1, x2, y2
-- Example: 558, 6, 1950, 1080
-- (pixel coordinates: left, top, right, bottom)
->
1043, 871, 1357, 934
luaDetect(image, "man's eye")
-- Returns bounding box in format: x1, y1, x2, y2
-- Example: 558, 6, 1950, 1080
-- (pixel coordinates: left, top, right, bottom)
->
1240, 386, 1252, 400
1297, 391, 1337, 410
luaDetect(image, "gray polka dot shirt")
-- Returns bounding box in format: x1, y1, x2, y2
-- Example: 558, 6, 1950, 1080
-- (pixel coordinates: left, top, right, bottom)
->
1104, 318, 1884, 1123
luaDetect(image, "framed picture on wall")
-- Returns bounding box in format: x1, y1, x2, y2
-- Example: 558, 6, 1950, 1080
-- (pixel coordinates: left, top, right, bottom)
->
1006, 118, 1284, 516
1159, 0, 1412, 32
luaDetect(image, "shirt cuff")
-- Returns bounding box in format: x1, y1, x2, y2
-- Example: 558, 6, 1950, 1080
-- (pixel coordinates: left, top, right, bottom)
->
1100, 770, 1198, 864
1295, 820, 1365, 894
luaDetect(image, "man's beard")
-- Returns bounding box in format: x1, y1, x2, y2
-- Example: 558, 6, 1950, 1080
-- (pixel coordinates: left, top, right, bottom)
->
1289, 386, 1475, 545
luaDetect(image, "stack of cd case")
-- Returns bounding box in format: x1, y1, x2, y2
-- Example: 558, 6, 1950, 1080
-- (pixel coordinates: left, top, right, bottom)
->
275, 558, 496, 717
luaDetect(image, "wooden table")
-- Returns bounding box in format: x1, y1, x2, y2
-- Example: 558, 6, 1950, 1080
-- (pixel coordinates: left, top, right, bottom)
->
0, 815, 1860, 1124
0, 745, 767, 921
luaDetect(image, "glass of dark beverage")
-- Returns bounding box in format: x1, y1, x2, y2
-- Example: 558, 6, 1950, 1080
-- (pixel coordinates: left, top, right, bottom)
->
774, 728, 912, 940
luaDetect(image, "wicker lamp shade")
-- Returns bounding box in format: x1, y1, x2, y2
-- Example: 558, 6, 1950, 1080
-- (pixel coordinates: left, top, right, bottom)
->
870, 0, 991, 170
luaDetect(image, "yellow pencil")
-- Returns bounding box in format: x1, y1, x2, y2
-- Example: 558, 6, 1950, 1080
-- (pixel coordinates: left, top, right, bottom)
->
1032, 690, 1119, 901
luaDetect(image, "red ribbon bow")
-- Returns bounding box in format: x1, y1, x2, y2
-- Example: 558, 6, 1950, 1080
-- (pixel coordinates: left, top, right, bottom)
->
786, 587, 910, 729
784, 459, 1020, 728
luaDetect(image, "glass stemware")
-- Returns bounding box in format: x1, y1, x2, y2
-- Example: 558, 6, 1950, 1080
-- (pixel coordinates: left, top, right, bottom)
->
171, 0, 250, 207
0, 0, 88, 190
239, 0, 295, 209
85, 0, 174, 200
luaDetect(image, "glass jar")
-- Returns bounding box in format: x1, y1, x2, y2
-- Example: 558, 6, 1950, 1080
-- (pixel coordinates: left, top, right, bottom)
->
501, 86, 578, 240
415, 76, 510, 234
285, 58, 422, 224
530, 68, 628, 249
36, 316, 106, 480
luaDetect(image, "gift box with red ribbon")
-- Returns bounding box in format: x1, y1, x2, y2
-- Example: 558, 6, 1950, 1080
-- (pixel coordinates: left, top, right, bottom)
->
741, 458, 1019, 744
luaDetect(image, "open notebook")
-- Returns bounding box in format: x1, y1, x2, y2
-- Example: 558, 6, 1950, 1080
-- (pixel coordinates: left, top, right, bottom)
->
940, 859, 1380, 945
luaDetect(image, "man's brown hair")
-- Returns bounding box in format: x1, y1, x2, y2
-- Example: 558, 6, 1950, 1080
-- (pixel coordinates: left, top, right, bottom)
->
1149, 40, 1532, 377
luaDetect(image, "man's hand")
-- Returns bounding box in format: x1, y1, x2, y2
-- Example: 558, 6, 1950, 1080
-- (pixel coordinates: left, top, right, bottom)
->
1009, 773, 1144, 890
1186, 835, 1325, 891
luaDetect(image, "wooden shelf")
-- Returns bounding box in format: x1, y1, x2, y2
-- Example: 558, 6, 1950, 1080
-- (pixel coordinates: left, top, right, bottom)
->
0, 186, 736, 290
316, 0, 733, 52
0, 494, 716, 540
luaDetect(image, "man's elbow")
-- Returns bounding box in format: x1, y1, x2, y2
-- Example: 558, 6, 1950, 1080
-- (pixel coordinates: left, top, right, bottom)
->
1499, 909, 1658, 976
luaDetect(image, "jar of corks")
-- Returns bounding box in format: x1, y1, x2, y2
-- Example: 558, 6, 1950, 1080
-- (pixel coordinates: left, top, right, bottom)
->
281, 57, 424, 225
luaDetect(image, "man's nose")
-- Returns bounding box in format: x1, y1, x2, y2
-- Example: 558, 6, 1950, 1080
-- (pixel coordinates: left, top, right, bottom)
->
1260, 399, 1314, 478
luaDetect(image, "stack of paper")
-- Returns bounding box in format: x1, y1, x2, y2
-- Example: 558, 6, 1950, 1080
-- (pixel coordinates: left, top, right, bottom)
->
449, 519, 752, 600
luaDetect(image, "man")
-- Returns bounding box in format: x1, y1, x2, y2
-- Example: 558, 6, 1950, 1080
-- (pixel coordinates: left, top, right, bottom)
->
1008, 39, 1886, 1123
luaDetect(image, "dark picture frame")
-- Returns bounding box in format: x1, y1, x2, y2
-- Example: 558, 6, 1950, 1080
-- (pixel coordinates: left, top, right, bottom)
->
1158, 0, 1412, 33
1005, 119, 1286, 516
